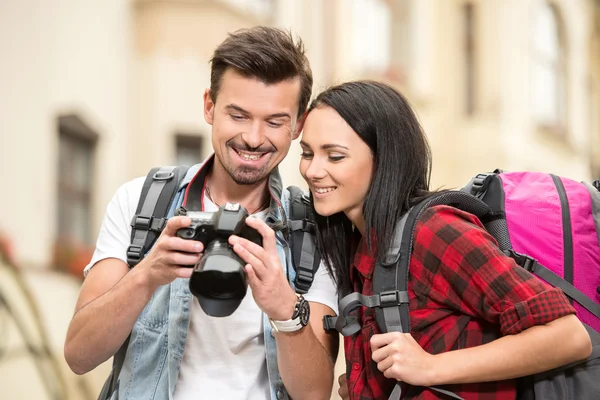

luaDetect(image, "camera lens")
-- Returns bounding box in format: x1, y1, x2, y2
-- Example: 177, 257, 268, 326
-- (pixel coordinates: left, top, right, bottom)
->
183, 229, 195, 238
193, 270, 246, 300
189, 239, 248, 317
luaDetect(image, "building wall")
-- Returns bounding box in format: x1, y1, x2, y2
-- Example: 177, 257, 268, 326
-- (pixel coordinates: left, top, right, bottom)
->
0, 0, 132, 267
417, 0, 596, 189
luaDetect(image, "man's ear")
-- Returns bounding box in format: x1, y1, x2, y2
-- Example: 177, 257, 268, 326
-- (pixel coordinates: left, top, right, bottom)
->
203, 88, 215, 125
292, 110, 308, 140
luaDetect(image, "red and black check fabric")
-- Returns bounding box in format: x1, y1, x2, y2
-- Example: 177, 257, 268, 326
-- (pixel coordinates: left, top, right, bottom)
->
344, 205, 576, 400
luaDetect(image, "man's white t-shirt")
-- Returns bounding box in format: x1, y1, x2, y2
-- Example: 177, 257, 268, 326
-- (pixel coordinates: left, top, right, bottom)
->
85, 177, 339, 400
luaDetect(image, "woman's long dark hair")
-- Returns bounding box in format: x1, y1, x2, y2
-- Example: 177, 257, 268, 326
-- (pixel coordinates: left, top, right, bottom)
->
307, 81, 433, 294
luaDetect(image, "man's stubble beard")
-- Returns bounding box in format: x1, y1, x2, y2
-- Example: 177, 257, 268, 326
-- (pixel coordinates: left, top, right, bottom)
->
229, 165, 270, 185
219, 156, 271, 186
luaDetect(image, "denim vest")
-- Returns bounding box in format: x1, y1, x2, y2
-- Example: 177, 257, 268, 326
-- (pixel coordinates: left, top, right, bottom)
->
114, 157, 296, 400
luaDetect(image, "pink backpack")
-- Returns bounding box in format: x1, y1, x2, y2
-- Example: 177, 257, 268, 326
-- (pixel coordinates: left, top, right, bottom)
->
327, 170, 600, 400
466, 170, 600, 331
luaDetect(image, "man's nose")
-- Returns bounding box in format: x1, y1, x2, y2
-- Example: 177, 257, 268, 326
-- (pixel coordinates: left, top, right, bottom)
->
242, 121, 266, 149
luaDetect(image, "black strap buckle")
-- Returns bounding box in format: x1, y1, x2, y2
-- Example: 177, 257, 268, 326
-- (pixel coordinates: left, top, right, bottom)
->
323, 315, 337, 331
379, 290, 406, 307
131, 215, 167, 232
504, 249, 537, 272
472, 173, 491, 195
126, 244, 144, 264
288, 219, 316, 235
593, 180, 600, 191
295, 271, 314, 294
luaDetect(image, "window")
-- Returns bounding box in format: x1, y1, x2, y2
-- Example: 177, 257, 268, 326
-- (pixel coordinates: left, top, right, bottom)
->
57, 115, 97, 245
532, 2, 567, 132
351, 0, 391, 74
463, 3, 476, 115
175, 134, 204, 166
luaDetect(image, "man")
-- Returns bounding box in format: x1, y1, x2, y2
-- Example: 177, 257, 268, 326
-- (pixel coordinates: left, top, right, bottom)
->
64, 26, 339, 400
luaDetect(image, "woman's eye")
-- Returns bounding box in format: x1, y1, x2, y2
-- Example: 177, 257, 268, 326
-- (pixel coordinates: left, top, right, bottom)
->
329, 155, 345, 162
300, 152, 314, 159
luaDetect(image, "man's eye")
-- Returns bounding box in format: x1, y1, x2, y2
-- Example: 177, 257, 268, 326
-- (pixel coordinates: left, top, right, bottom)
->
267, 121, 283, 128
230, 114, 245, 121
300, 152, 314, 160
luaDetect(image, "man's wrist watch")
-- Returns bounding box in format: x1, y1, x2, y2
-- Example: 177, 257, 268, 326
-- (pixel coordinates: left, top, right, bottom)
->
268, 293, 310, 333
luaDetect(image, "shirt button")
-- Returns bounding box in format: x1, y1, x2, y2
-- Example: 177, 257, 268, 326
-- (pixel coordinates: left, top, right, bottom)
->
276, 389, 285, 399
353, 363, 360, 371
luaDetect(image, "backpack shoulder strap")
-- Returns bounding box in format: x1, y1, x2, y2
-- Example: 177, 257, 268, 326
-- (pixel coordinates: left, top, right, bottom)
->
127, 165, 190, 267
286, 185, 321, 294
372, 191, 490, 400
99, 166, 189, 400
328, 190, 494, 336
372, 190, 493, 333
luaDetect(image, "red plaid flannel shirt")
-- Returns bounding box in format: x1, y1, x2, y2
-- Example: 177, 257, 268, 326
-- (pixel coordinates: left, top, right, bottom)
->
344, 205, 576, 400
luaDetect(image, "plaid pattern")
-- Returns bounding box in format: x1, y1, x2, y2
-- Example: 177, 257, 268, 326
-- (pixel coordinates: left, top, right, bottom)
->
344, 205, 576, 400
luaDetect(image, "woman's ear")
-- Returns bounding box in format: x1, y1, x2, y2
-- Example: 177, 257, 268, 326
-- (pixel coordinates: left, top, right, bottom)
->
293, 110, 309, 140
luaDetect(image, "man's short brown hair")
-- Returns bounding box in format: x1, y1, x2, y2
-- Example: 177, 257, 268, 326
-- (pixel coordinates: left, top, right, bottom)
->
210, 26, 313, 117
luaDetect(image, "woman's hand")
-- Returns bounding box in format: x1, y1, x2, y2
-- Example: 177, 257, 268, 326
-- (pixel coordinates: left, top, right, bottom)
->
370, 332, 439, 387
229, 217, 297, 321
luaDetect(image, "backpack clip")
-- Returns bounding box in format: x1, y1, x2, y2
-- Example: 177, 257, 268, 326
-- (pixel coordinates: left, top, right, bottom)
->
130, 215, 167, 232
288, 219, 316, 235
504, 250, 538, 273
323, 315, 337, 331
379, 290, 408, 307
471, 173, 492, 196
126, 244, 144, 265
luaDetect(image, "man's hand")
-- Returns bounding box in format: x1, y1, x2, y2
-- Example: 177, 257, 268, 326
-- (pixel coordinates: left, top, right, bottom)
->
138, 216, 204, 288
338, 373, 349, 400
370, 332, 438, 387
228, 217, 297, 321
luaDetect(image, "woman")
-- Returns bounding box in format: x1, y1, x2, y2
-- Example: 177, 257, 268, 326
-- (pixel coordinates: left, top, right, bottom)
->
298, 81, 592, 400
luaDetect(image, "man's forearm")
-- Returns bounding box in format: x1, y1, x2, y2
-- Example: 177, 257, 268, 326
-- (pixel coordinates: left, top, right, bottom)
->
275, 326, 336, 400
64, 267, 158, 374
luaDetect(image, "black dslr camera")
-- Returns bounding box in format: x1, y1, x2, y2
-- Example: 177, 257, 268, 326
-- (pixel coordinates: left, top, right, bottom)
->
176, 203, 262, 317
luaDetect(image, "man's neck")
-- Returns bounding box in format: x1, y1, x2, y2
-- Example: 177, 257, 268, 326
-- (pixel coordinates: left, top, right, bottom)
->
206, 162, 271, 214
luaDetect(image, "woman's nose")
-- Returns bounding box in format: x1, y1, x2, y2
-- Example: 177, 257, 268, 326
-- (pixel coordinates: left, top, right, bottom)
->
304, 158, 327, 180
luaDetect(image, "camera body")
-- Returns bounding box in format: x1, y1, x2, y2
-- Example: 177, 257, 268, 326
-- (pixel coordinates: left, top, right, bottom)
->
176, 203, 262, 247
176, 203, 262, 317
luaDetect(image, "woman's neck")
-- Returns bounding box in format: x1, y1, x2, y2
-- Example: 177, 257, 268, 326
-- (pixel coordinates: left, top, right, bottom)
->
345, 209, 366, 236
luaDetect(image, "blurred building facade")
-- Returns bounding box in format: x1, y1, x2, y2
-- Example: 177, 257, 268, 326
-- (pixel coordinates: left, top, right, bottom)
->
0, 0, 599, 399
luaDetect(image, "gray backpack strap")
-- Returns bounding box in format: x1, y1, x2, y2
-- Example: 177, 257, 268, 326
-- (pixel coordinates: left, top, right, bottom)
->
126, 166, 189, 267
99, 166, 189, 400
97, 336, 129, 400
286, 185, 321, 294
330, 191, 492, 400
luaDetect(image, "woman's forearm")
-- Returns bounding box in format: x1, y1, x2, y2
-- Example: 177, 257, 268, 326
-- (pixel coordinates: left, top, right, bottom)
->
433, 314, 592, 385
